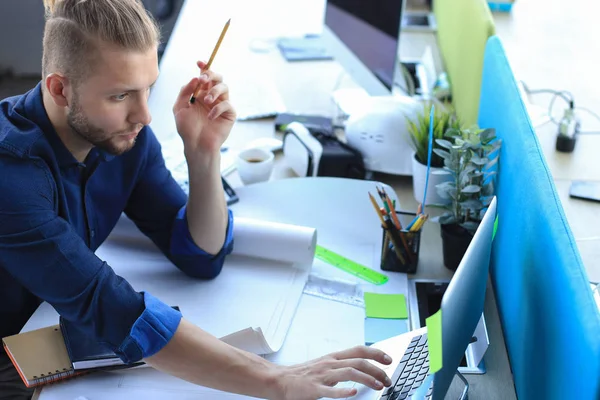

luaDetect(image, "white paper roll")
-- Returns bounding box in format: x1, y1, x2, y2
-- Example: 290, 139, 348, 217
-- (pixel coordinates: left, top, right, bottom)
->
232, 217, 317, 266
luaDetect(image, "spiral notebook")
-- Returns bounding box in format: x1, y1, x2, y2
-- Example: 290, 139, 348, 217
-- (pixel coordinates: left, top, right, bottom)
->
2, 325, 85, 388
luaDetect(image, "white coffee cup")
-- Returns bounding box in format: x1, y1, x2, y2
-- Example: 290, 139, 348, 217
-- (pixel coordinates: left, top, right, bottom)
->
236, 147, 274, 185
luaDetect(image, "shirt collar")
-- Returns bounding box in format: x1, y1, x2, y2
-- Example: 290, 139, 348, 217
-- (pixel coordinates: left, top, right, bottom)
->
24, 82, 115, 167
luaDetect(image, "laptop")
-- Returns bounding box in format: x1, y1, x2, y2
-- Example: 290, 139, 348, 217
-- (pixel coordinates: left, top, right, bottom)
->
349, 196, 497, 400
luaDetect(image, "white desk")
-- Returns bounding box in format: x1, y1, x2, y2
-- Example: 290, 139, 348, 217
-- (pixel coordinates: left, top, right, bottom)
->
32, 177, 512, 400
32, 177, 401, 399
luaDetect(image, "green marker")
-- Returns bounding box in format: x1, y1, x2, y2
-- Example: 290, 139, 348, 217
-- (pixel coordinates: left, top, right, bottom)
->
493, 215, 499, 240
315, 245, 388, 285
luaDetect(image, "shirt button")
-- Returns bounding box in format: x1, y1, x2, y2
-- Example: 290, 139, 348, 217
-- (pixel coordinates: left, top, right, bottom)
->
90, 229, 96, 238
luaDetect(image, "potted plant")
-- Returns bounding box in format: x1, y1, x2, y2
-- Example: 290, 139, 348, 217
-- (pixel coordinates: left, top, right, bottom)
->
433, 126, 502, 270
406, 102, 461, 205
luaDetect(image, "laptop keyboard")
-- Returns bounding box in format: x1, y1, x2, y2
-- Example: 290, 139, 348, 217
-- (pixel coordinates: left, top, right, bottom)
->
379, 333, 433, 400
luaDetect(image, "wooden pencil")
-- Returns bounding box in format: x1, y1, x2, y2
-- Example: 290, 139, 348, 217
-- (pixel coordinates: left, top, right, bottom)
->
190, 18, 231, 103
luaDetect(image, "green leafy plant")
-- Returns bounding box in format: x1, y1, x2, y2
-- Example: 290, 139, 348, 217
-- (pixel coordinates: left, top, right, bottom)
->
405, 102, 461, 168
433, 127, 502, 233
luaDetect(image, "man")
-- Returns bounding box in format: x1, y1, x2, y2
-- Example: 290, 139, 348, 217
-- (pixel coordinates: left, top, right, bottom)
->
0, 1, 394, 399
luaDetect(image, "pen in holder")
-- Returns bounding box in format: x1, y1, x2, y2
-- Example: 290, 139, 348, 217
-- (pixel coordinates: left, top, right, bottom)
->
380, 211, 421, 274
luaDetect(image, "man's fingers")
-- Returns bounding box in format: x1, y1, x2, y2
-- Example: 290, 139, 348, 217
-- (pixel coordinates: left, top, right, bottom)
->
318, 386, 358, 399
197, 70, 224, 86
207, 100, 236, 121
173, 77, 200, 111
330, 346, 393, 366
333, 359, 392, 387
203, 83, 229, 104
325, 367, 385, 391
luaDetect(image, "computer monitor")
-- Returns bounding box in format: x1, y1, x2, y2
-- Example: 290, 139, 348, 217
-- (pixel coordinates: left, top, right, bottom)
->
350, 197, 497, 400
430, 197, 497, 399
324, 0, 404, 93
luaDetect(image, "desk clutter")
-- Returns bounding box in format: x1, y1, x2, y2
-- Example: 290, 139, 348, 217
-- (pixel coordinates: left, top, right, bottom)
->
2, 325, 86, 388
1, 322, 142, 388
363, 292, 409, 346
279, 115, 366, 179
3, 305, 186, 388
369, 186, 428, 274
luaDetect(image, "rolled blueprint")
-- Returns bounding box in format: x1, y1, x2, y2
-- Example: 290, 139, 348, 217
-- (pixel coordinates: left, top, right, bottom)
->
232, 217, 317, 266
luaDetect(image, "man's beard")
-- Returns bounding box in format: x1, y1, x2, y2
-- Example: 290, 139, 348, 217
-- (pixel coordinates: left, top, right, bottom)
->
66, 95, 138, 156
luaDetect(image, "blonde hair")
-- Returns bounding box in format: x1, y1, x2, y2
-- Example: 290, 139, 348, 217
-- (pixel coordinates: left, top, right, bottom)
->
42, 0, 160, 84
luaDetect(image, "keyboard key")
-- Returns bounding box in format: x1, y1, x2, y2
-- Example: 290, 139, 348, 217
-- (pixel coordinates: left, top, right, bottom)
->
395, 380, 407, 390
400, 354, 411, 363
389, 390, 401, 400
418, 335, 428, 346
395, 361, 407, 375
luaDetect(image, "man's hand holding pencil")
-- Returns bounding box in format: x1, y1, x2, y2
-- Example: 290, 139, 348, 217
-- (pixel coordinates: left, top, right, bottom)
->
173, 60, 236, 155
173, 19, 235, 156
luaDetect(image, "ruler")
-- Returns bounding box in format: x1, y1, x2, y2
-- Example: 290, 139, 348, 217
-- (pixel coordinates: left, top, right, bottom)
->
303, 275, 365, 307
314, 245, 389, 285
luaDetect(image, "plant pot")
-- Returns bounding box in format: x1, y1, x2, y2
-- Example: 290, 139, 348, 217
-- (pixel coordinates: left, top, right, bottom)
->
440, 223, 474, 271
411, 154, 452, 205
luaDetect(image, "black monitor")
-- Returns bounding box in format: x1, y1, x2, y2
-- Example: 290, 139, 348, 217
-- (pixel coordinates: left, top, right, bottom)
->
324, 0, 404, 91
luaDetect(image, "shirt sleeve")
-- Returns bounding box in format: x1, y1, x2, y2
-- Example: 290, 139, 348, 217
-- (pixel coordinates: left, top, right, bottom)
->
0, 156, 180, 363
124, 129, 233, 279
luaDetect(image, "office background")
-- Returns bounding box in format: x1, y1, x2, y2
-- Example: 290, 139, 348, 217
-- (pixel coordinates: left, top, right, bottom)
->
1, 0, 599, 399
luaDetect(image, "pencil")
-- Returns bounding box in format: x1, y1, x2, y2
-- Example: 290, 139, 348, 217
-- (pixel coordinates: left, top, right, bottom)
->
190, 18, 231, 104
381, 226, 391, 262
369, 192, 386, 225
383, 216, 407, 265
380, 187, 402, 230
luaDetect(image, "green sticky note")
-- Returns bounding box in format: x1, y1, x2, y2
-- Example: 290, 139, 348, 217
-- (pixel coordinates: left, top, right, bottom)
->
493, 215, 499, 240
426, 309, 443, 373
363, 292, 407, 319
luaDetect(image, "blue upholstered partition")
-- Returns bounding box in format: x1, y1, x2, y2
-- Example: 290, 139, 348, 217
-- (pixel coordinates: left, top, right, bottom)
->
478, 36, 600, 400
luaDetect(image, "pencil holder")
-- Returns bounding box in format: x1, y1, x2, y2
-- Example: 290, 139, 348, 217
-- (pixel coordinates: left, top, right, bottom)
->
380, 211, 421, 274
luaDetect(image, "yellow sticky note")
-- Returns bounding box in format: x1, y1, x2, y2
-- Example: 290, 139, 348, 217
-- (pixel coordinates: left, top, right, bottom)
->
426, 309, 443, 373
363, 293, 407, 319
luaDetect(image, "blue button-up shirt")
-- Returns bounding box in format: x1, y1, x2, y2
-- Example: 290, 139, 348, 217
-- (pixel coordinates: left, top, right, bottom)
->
0, 83, 234, 363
